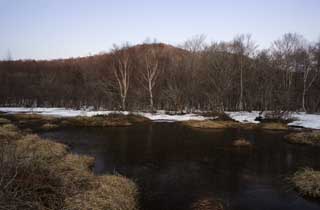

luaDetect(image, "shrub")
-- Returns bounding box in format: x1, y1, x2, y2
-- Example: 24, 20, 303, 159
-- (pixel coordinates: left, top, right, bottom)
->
200, 111, 233, 121
263, 111, 296, 123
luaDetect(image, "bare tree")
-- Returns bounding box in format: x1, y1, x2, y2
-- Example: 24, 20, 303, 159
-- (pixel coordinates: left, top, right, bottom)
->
181, 34, 206, 53
111, 44, 132, 110
272, 33, 306, 89
141, 47, 163, 110
204, 42, 235, 111
231, 34, 257, 110
301, 42, 320, 112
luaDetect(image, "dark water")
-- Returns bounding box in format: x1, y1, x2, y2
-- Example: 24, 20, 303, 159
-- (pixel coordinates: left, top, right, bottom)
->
39, 123, 320, 210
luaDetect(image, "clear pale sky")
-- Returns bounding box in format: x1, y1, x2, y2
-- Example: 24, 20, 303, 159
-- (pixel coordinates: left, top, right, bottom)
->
0, 0, 319, 60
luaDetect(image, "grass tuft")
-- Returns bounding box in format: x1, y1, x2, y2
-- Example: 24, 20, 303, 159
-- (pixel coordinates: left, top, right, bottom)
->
0, 118, 11, 125
232, 138, 252, 147
291, 168, 320, 198
285, 132, 320, 146
181, 120, 240, 129
258, 122, 288, 130
0, 124, 139, 210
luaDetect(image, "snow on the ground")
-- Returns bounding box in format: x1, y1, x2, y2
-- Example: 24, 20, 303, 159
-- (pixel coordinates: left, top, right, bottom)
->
0, 107, 208, 122
139, 112, 208, 122
289, 113, 320, 130
226, 111, 320, 129
226, 111, 261, 124
0, 107, 319, 129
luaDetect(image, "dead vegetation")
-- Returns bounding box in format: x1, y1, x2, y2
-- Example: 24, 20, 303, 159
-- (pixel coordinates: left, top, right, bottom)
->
41, 123, 60, 130
290, 168, 320, 198
0, 117, 11, 125
191, 197, 224, 210
259, 111, 297, 124
61, 113, 150, 127
181, 120, 240, 129
285, 132, 320, 146
198, 111, 233, 121
0, 124, 139, 210
182, 119, 289, 131
0, 112, 150, 130
0, 124, 20, 141
258, 122, 288, 131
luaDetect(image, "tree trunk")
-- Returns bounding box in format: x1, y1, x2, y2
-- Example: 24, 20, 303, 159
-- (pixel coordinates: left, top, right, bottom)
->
239, 67, 244, 111
302, 89, 307, 112
121, 96, 126, 111
149, 81, 154, 111
149, 94, 153, 111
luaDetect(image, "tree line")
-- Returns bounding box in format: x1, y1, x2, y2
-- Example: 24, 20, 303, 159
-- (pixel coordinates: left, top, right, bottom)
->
0, 33, 319, 113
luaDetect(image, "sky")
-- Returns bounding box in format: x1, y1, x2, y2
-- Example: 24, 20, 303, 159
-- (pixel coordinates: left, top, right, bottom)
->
0, 0, 319, 60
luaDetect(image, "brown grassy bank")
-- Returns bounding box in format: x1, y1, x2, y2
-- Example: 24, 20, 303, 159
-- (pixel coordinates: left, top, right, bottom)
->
0, 123, 139, 210
0, 112, 150, 131
181, 119, 289, 131
285, 132, 320, 146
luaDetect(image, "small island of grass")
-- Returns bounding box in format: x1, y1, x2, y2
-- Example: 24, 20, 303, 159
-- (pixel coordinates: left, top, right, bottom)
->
285, 132, 320, 146
290, 168, 320, 198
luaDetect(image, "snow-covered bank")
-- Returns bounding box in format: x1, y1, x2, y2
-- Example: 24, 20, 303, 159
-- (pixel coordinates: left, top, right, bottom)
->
227, 111, 320, 129
226, 111, 260, 124
0, 107, 208, 122
0, 107, 319, 129
289, 113, 320, 130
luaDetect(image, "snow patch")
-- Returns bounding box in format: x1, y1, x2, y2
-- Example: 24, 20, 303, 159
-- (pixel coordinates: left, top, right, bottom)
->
1, 107, 319, 129
0, 107, 208, 122
289, 113, 320, 130
226, 111, 261, 124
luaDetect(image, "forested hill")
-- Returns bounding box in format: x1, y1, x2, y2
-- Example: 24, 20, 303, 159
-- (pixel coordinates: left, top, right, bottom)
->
1, 34, 320, 112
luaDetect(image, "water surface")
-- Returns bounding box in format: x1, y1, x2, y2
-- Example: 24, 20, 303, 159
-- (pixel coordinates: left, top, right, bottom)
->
39, 123, 320, 210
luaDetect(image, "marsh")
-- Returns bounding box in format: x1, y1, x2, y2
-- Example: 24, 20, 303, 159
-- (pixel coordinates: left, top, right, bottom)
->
39, 122, 320, 210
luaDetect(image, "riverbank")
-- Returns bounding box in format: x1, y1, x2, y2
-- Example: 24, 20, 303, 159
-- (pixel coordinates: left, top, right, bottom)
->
0, 112, 150, 131
0, 107, 319, 130
0, 120, 139, 210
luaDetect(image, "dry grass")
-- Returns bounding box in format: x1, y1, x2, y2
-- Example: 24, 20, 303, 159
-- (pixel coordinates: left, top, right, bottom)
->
9, 113, 57, 121
62, 113, 150, 127
41, 123, 60, 130
0, 124, 139, 210
182, 120, 240, 129
291, 168, 320, 198
0, 113, 60, 131
285, 132, 320, 146
0, 118, 11, 125
198, 111, 232, 121
232, 138, 252, 147
191, 197, 224, 210
0, 124, 20, 141
1, 112, 150, 129
263, 111, 296, 123
65, 175, 139, 210
258, 122, 288, 130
